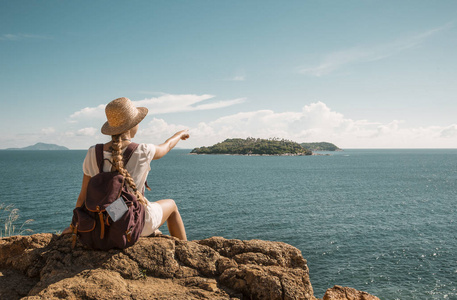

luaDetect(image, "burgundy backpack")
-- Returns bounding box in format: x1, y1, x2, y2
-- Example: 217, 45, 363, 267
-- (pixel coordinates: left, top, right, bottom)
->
71, 143, 145, 250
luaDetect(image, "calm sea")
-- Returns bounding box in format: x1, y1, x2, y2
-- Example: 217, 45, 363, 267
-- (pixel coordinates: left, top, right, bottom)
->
1, 149, 456, 299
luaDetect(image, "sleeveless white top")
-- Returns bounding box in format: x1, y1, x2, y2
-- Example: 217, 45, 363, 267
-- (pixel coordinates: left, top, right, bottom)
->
82, 143, 156, 194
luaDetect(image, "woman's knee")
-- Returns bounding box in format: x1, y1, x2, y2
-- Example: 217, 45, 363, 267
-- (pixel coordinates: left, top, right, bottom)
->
156, 199, 178, 222
163, 199, 177, 212
169, 199, 177, 210
156, 198, 175, 208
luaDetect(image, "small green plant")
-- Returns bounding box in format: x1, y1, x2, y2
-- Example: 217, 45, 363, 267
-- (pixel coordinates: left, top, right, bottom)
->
0, 203, 34, 238
138, 269, 147, 280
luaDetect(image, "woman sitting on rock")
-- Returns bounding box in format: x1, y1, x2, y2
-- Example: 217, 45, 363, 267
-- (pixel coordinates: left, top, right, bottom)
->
63, 97, 188, 242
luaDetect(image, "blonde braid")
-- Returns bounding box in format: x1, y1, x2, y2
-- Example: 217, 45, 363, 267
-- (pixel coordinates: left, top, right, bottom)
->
111, 135, 147, 206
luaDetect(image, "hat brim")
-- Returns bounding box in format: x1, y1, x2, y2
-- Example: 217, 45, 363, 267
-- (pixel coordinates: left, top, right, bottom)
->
101, 107, 148, 135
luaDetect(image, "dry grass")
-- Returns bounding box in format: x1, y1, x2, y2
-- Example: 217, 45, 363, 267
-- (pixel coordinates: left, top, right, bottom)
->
0, 203, 34, 238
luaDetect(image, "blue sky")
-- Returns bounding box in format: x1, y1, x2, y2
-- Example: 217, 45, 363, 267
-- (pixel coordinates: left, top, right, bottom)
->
1, 0, 456, 149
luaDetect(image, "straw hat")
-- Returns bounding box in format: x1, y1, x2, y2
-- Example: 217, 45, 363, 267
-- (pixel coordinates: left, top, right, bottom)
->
101, 97, 148, 135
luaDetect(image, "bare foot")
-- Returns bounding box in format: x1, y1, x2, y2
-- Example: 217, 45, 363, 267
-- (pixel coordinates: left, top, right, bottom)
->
152, 229, 162, 236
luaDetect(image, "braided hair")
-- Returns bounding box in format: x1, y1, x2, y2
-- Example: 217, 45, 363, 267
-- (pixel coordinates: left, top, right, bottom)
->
111, 134, 147, 206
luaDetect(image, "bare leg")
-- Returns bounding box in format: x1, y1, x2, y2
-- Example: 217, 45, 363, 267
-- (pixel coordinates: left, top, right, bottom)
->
156, 199, 187, 241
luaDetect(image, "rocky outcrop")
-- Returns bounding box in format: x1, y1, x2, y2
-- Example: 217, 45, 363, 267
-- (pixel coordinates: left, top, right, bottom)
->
323, 286, 380, 300
0, 233, 379, 300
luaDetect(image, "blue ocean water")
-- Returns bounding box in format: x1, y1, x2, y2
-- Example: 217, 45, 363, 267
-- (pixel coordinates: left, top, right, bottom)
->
1, 149, 456, 299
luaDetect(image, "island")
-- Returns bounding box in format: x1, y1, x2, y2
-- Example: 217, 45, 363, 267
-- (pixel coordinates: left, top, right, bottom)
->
190, 138, 313, 155
6, 142, 69, 151
300, 142, 341, 151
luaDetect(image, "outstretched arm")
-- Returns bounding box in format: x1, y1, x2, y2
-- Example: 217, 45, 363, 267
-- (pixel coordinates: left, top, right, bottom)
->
153, 129, 190, 160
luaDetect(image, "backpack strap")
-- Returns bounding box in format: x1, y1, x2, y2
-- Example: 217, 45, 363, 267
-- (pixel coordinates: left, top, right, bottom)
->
94, 143, 139, 174
122, 142, 139, 165
95, 144, 105, 173
123, 143, 151, 196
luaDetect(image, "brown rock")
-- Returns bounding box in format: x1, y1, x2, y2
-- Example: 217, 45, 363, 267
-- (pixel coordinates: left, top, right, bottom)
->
323, 285, 380, 300
0, 234, 379, 300
0, 269, 37, 300
199, 237, 308, 269
175, 240, 221, 276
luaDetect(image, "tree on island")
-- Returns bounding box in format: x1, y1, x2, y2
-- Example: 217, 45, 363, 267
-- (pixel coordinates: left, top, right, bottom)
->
191, 138, 313, 155
300, 142, 341, 151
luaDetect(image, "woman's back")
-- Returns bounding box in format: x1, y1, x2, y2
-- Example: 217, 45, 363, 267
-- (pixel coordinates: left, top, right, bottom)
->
83, 143, 156, 195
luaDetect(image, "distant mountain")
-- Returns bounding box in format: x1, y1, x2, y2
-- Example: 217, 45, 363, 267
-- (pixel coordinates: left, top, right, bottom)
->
6, 143, 69, 151
300, 142, 341, 151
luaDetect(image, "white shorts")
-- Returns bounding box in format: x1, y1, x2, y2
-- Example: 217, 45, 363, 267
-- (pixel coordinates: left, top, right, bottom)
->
140, 201, 163, 236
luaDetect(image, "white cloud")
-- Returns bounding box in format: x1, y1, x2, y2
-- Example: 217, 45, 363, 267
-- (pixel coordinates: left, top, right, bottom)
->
68, 94, 245, 122
227, 75, 245, 81
136, 118, 189, 145
41, 127, 56, 135
440, 125, 457, 138
300, 22, 454, 77
186, 102, 457, 149
5, 101, 457, 150
76, 127, 97, 136
189, 102, 356, 146
0, 33, 52, 41
69, 104, 106, 122
189, 98, 245, 110
371, 120, 403, 138
133, 94, 245, 114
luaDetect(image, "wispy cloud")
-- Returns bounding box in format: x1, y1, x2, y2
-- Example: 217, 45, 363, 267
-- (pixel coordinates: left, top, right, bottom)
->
41, 127, 56, 135
69, 104, 106, 123
300, 22, 454, 77
187, 98, 245, 110
0, 33, 52, 41
133, 94, 245, 114
227, 75, 246, 81
69, 94, 245, 122
76, 127, 97, 136
440, 124, 457, 138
